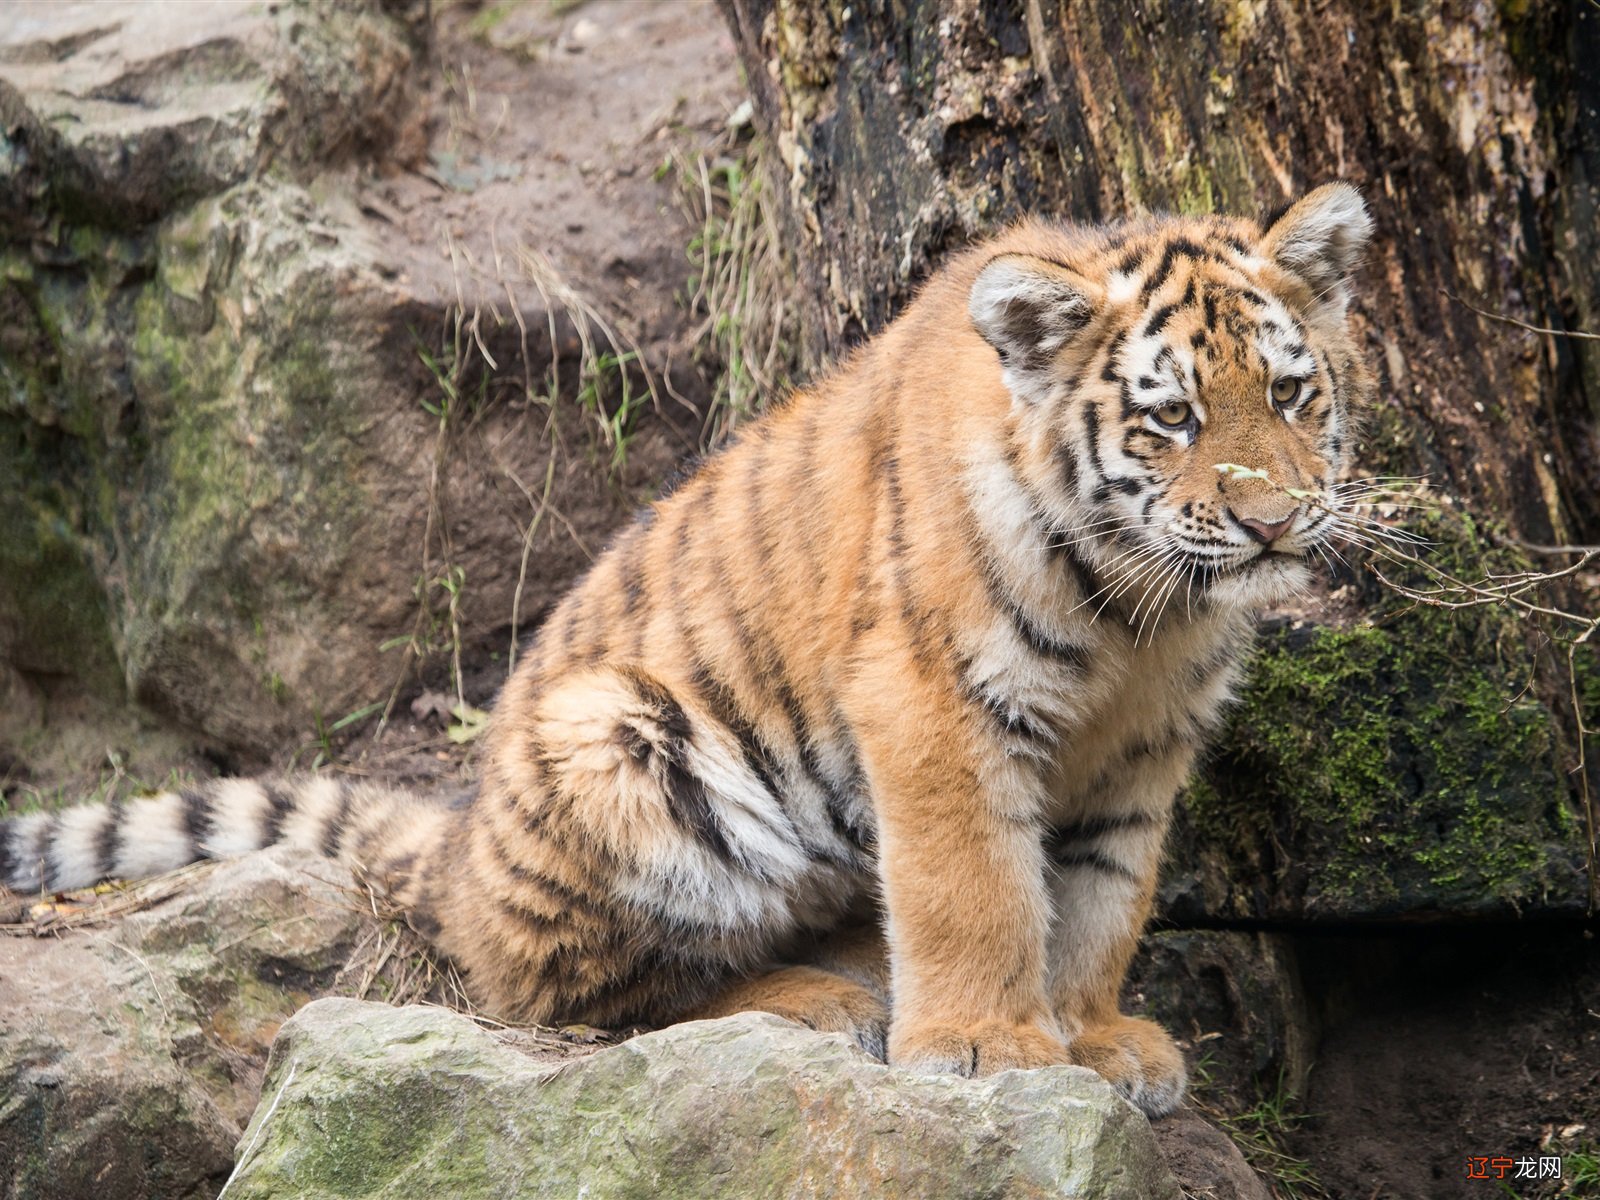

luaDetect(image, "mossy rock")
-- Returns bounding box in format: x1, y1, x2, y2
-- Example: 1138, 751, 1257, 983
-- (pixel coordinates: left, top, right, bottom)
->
228, 1001, 1182, 1200
1164, 515, 1595, 922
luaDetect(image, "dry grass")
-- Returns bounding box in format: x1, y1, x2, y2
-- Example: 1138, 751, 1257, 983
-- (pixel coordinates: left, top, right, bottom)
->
670, 125, 799, 446
0, 859, 222, 937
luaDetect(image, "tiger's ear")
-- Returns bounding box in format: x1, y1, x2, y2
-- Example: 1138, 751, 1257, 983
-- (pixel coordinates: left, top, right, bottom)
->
969, 254, 1098, 405
1260, 182, 1373, 316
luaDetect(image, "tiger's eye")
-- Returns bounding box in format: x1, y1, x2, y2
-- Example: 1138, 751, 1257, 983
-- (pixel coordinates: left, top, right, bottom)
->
1153, 401, 1192, 428
1271, 377, 1303, 408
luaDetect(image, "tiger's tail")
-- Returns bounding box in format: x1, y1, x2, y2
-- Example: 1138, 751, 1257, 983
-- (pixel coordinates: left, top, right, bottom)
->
0, 776, 451, 901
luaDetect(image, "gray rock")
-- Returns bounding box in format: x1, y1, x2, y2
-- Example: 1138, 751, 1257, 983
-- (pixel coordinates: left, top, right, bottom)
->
226, 1001, 1183, 1200
0, 0, 685, 762
0, 842, 1265, 1199
0, 848, 371, 1200
0, 1, 428, 230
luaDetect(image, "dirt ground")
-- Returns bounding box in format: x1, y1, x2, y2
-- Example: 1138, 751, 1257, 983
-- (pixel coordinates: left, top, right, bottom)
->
1292, 926, 1599, 1200
314, 0, 747, 792
368, 0, 743, 364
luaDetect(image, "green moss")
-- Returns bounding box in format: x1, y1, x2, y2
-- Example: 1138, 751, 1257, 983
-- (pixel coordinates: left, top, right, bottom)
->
1185, 511, 1590, 918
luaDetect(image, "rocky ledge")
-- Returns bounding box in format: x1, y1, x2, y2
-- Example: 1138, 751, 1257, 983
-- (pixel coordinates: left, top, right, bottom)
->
0, 847, 1266, 1200
227, 1002, 1179, 1200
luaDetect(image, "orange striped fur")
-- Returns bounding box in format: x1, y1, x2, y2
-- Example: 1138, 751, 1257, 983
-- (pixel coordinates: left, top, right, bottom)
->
1, 185, 1374, 1116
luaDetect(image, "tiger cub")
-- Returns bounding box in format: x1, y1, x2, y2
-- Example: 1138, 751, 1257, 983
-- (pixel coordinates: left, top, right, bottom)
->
1, 184, 1373, 1116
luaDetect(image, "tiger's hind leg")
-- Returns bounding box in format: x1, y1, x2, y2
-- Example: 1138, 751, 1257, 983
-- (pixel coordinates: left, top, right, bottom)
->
678, 921, 891, 1058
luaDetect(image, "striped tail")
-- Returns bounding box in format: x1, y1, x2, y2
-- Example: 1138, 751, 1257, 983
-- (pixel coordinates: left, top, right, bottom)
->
0, 776, 449, 897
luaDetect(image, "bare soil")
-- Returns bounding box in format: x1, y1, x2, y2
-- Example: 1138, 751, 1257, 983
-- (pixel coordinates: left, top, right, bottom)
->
364, 0, 742, 366
320, 0, 747, 790
1291, 927, 1599, 1200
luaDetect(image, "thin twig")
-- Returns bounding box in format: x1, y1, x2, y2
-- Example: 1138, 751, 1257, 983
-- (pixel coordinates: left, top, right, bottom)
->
1441, 288, 1600, 341
1511, 541, 1600, 556
105, 938, 172, 1026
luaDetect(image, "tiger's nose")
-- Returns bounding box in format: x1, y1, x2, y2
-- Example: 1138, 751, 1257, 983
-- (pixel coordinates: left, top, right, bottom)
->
1229, 509, 1296, 545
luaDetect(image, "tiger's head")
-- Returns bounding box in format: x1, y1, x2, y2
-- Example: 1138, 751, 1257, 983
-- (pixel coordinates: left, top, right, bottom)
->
968, 182, 1375, 617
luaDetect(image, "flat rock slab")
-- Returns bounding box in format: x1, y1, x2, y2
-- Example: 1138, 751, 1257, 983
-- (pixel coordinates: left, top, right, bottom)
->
228, 1001, 1183, 1200
0, 0, 425, 227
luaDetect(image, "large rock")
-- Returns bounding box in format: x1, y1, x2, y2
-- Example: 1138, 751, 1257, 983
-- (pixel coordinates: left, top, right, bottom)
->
227, 1001, 1182, 1200
0, 848, 373, 1200
0, 0, 429, 232
0, 1, 690, 764
0, 842, 1266, 1199
1163, 520, 1594, 925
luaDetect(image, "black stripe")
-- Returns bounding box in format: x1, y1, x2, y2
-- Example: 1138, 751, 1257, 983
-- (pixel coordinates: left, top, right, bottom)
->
261, 782, 295, 845
997, 589, 1089, 668
1059, 537, 1115, 614
497, 893, 565, 934
320, 782, 352, 858
1012, 458, 1110, 605
822, 779, 872, 856
618, 557, 646, 625
966, 679, 1055, 748
684, 666, 824, 863
1082, 393, 1107, 481
793, 702, 870, 860
1142, 238, 1211, 298
96, 799, 125, 879
1109, 475, 1144, 497
1143, 303, 1178, 338
1046, 810, 1154, 851
630, 673, 694, 743
0, 819, 13, 888
489, 827, 613, 924
1098, 331, 1126, 386
668, 542, 844, 867
686, 667, 782, 803
1054, 442, 1079, 497
643, 686, 736, 865
1120, 378, 1142, 421
1186, 643, 1239, 688
802, 703, 873, 858
882, 449, 944, 672
1047, 846, 1138, 880
180, 788, 212, 852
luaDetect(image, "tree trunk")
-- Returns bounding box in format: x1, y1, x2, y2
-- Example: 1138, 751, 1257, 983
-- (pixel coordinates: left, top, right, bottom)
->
716, 4, 1600, 1176
719, 0, 1599, 541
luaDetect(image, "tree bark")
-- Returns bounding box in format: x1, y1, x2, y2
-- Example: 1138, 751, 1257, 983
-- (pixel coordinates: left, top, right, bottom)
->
716, 0, 1600, 926
718, 0, 1599, 541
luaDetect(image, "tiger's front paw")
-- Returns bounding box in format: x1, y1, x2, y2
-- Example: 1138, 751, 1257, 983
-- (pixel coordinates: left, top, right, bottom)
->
889, 1018, 1072, 1077
1067, 1015, 1188, 1117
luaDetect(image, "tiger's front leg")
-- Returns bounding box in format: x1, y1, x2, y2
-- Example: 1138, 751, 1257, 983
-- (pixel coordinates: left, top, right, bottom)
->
1044, 745, 1195, 1116
852, 661, 1071, 1077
